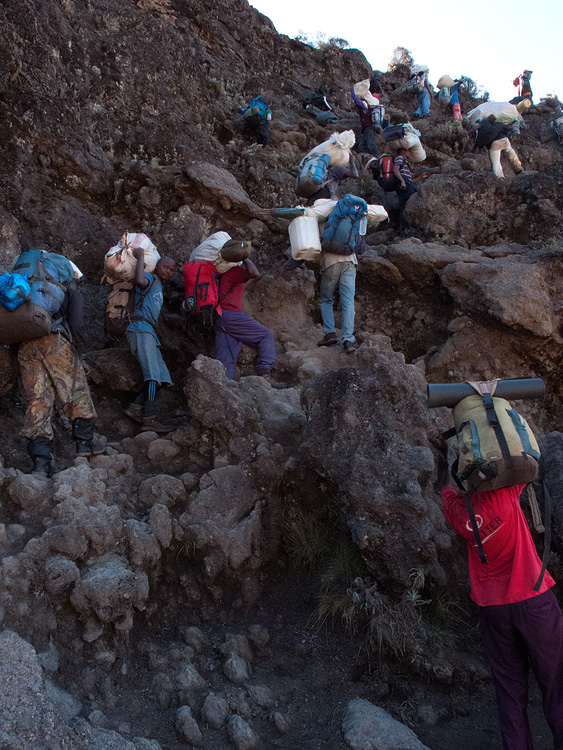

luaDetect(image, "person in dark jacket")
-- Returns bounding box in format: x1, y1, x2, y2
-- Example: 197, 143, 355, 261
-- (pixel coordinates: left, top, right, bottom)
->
393, 148, 429, 226
513, 69, 533, 103
17, 275, 102, 475
239, 96, 274, 147
352, 76, 383, 158
471, 114, 523, 179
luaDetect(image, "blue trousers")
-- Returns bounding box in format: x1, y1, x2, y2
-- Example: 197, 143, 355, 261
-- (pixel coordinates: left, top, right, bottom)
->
414, 88, 430, 117
215, 310, 275, 379
319, 261, 356, 342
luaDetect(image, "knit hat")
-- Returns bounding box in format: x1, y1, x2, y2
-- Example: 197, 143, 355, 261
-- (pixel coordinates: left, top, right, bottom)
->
220, 238, 250, 262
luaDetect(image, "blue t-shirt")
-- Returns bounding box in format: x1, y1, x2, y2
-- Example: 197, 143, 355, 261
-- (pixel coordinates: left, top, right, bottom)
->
126, 273, 163, 343
449, 82, 460, 105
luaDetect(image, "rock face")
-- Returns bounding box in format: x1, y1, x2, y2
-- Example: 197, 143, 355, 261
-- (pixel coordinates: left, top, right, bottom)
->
300, 357, 451, 588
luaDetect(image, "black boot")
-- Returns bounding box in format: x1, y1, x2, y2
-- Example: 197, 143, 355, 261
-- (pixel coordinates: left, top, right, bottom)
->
27, 437, 53, 477
72, 419, 105, 457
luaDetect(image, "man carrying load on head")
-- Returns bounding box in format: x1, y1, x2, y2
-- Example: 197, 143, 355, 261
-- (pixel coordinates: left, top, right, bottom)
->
513, 70, 533, 104
214, 240, 276, 382
124, 247, 176, 434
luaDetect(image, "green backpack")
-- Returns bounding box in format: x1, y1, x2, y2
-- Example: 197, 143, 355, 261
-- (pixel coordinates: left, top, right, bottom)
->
446, 382, 548, 588
452, 384, 540, 494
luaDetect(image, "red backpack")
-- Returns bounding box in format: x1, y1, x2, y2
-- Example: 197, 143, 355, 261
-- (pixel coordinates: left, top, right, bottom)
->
182, 261, 222, 324
377, 154, 400, 192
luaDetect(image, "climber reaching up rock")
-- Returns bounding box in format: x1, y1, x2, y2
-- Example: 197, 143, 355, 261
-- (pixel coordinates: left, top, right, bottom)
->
0, 250, 103, 475
239, 95, 274, 147
513, 69, 533, 104
303, 87, 338, 126
214, 242, 277, 382
410, 65, 434, 120
470, 114, 524, 180
351, 76, 384, 158
271, 196, 388, 352
124, 247, 176, 434
295, 130, 358, 205
393, 149, 430, 228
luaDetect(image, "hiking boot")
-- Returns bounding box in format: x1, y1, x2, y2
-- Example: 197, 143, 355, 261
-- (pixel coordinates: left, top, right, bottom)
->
411, 113, 420, 120
141, 416, 174, 434
317, 332, 338, 347
32, 456, 52, 477
342, 340, 359, 353
125, 403, 144, 424
75, 440, 105, 457
515, 168, 524, 174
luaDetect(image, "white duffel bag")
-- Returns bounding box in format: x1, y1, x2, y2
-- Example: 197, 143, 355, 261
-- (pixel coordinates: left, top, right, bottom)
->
104, 232, 160, 283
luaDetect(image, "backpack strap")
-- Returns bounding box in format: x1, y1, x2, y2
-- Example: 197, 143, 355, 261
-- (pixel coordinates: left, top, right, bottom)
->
129, 277, 155, 324
482, 390, 511, 458
533, 480, 552, 592
468, 381, 511, 459
37, 257, 67, 295
463, 494, 488, 565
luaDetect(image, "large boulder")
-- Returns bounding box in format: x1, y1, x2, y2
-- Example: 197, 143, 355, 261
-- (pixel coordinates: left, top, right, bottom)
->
300, 353, 453, 589
343, 698, 431, 750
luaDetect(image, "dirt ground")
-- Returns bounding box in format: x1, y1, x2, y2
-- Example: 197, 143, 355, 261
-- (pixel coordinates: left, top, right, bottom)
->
53, 566, 556, 750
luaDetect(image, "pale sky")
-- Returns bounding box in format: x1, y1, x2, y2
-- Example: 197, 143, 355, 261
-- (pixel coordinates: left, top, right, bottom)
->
250, 0, 562, 103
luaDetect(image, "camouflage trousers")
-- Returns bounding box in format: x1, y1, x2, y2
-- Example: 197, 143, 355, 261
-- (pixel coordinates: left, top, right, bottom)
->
18, 333, 97, 440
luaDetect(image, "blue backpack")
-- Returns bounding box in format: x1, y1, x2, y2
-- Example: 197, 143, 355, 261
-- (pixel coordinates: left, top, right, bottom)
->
12, 250, 74, 314
0, 250, 75, 345
241, 96, 268, 120
322, 195, 368, 256
296, 153, 331, 198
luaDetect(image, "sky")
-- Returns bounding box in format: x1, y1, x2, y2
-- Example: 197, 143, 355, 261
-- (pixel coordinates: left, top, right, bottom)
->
250, 0, 562, 102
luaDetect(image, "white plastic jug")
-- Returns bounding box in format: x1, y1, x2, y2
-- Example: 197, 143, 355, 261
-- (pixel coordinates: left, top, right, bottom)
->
289, 217, 321, 261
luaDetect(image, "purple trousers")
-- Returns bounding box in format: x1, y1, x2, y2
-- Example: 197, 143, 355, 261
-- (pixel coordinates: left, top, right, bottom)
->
480, 589, 563, 750
215, 310, 275, 379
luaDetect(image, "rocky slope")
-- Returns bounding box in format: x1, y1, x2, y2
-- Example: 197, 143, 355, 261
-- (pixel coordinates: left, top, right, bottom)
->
1, 1, 563, 749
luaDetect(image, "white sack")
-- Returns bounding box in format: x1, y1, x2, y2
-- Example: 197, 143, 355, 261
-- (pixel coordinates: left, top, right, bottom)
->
306, 130, 356, 167
466, 101, 523, 125
190, 232, 242, 274
190, 231, 231, 262
437, 74, 455, 89
104, 232, 160, 283
353, 80, 379, 107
